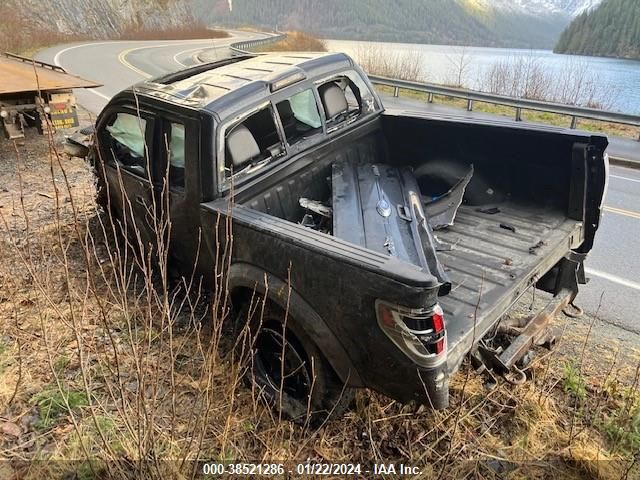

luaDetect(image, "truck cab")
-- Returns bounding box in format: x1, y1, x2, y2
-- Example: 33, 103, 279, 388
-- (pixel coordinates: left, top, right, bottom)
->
89, 52, 608, 424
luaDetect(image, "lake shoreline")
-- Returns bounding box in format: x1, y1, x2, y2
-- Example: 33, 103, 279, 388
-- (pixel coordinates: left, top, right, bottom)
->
325, 39, 640, 115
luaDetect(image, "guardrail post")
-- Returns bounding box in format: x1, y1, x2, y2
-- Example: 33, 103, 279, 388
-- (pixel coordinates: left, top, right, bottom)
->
366, 77, 640, 136
515, 107, 522, 122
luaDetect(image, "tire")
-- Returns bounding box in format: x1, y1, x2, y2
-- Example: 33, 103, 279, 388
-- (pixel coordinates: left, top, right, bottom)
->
235, 301, 354, 426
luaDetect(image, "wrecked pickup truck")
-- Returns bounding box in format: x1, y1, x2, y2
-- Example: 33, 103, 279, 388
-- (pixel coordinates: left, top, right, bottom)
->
84, 52, 608, 422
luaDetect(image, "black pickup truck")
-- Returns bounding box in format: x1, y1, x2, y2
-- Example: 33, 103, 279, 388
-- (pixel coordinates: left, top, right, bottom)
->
83, 52, 608, 423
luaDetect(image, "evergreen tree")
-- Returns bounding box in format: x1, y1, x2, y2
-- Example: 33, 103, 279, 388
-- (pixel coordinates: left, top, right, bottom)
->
554, 0, 640, 59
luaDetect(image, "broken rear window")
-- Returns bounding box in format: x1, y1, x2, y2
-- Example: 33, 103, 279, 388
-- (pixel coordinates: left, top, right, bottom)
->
223, 105, 285, 181
317, 71, 378, 132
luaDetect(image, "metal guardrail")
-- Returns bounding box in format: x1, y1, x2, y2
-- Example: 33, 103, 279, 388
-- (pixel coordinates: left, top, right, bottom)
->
229, 33, 286, 56
369, 75, 640, 141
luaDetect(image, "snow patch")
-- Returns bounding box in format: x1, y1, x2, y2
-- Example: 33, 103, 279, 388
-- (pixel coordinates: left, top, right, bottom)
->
465, 0, 602, 17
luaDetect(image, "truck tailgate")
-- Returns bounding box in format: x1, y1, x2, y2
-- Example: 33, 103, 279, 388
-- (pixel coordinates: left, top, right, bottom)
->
436, 203, 584, 371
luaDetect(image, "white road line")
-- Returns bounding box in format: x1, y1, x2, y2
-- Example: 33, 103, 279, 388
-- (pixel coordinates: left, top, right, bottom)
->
53, 41, 119, 101
54, 39, 223, 99
610, 174, 640, 184
173, 46, 209, 67
53, 41, 122, 66
119, 39, 237, 76
81, 88, 111, 101
585, 268, 640, 291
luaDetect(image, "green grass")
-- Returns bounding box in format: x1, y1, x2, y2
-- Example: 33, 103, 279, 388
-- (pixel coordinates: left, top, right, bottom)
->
603, 408, 640, 454
54, 354, 70, 375
562, 361, 587, 400
30, 387, 89, 430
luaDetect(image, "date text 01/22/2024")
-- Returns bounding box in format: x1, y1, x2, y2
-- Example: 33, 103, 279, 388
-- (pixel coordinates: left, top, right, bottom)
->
201, 463, 422, 476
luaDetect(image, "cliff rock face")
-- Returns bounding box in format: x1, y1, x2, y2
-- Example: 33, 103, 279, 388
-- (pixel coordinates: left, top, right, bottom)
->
5, 0, 192, 37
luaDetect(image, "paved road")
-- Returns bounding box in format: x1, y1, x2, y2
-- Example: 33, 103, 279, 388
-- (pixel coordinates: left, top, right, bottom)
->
36, 40, 640, 334
37, 30, 259, 114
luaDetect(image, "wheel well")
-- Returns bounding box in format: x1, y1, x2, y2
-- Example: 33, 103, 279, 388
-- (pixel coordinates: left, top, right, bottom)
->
230, 286, 332, 378
230, 286, 259, 316
227, 267, 363, 387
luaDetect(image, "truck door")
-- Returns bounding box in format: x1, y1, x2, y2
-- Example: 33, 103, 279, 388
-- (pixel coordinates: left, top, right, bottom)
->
97, 108, 159, 251
158, 116, 206, 272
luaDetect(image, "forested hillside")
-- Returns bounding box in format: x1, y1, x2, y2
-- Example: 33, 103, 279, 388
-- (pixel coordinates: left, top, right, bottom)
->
554, 0, 640, 58
0, 0, 602, 51
193, 0, 569, 48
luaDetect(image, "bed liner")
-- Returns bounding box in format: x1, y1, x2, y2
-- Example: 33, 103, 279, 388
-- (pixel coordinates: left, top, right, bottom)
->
436, 203, 583, 368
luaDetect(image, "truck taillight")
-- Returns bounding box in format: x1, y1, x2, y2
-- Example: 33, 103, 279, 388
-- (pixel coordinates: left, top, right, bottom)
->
401, 304, 445, 355
376, 301, 447, 367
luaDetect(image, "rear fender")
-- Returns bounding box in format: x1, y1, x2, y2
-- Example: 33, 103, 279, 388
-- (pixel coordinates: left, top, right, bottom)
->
227, 262, 363, 387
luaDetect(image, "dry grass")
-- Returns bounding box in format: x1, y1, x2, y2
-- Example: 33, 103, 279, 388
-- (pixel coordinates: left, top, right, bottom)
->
258, 32, 327, 52
118, 25, 228, 41
353, 43, 425, 82
0, 114, 639, 479
483, 56, 619, 111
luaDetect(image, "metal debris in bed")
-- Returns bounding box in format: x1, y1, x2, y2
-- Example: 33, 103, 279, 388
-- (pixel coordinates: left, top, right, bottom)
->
423, 165, 474, 230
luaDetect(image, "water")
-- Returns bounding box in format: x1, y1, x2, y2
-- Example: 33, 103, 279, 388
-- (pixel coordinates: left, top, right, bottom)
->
326, 39, 640, 114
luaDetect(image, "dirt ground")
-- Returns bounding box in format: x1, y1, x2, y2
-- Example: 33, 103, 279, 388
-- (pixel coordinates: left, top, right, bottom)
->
0, 124, 639, 480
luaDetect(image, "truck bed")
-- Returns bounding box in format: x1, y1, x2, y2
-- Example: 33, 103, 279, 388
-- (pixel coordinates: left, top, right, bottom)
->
435, 202, 583, 368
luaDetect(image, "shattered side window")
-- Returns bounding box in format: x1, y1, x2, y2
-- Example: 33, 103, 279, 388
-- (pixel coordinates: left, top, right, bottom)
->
223, 105, 285, 180
317, 70, 379, 129
105, 113, 148, 175
346, 71, 379, 115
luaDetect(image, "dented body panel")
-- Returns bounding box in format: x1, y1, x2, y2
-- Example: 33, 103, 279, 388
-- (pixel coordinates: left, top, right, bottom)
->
88, 52, 608, 409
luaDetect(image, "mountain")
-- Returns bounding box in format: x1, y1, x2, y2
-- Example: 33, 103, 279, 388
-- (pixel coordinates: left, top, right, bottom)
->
472, 0, 600, 16
0, 0, 605, 52
554, 0, 640, 59
560, 0, 602, 16
195, 0, 601, 48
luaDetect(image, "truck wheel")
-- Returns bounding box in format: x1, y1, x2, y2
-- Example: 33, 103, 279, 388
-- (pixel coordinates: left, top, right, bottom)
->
235, 302, 354, 426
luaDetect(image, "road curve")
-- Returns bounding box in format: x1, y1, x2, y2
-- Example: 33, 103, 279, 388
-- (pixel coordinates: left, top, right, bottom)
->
36, 30, 261, 114
36, 38, 640, 335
